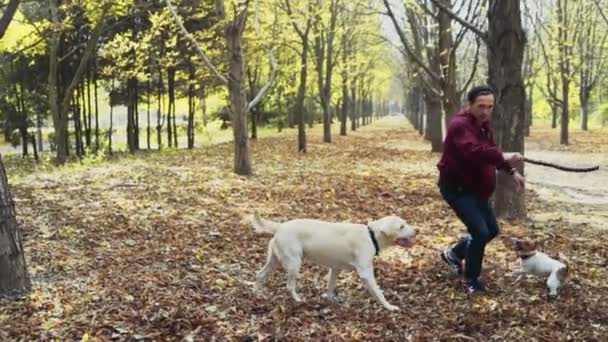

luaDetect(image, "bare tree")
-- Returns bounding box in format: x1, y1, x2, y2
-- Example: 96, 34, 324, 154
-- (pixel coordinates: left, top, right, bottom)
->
313, 0, 340, 143
48, 0, 110, 165
282, 0, 314, 152
577, 2, 608, 130
166, 0, 277, 175
383, 0, 480, 152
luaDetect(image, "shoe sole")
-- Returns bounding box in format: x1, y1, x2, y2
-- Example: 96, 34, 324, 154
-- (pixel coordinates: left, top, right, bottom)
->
440, 251, 463, 275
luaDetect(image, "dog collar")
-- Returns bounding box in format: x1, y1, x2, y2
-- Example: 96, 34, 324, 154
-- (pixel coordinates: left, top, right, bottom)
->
367, 226, 379, 256
519, 252, 536, 260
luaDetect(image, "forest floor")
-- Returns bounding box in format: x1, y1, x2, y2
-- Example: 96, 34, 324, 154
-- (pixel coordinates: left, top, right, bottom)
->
1, 116, 607, 341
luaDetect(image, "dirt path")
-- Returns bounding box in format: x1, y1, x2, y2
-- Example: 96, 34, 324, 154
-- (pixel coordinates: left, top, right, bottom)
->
526, 143, 608, 230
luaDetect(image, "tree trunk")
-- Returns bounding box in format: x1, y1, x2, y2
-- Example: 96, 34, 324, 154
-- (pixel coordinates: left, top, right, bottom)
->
31, 135, 38, 162
167, 68, 175, 148
0, 0, 20, 40
296, 38, 309, 152
109, 80, 114, 155
417, 94, 425, 136
73, 92, 84, 158
424, 90, 443, 152
86, 65, 92, 148
36, 111, 43, 152
157, 68, 163, 150
0, 153, 30, 296
557, 0, 570, 145
94, 61, 100, 152
48, 20, 69, 165
551, 102, 558, 129
340, 88, 348, 137
525, 86, 532, 137
79, 81, 87, 150
560, 81, 569, 145
127, 78, 137, 153
487, 0, 527, 219
147, 80, 151, 150
436, 0, 460, 124
187, 72, 195, 149
350, 75, 357, 132
226, 11, 252, 175
200, 85, 208, 127
580, 86, 590, 131
135, 79, 141, 150
48, 0, 104, 165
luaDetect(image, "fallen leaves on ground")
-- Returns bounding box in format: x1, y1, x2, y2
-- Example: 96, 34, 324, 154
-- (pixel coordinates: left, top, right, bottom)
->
1, 117, 607, 341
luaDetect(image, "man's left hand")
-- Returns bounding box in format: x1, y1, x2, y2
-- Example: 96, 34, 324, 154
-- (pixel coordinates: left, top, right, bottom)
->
512, 171, 525, 192
504, 152, 524, 168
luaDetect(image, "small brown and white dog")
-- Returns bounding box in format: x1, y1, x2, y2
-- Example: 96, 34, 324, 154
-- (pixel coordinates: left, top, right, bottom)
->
251, 213, 416, 311
504, 237, 569, 297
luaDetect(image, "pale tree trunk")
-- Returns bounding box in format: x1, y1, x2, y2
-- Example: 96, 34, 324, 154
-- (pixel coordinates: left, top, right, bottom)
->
487, 0, 527, 219
339, 14, 349, 137
285, 0, 312, 151
424, 89, 443, 152
314, 0, 339, 143
0, 154, 31, 296
166, 0, 277, 176
436, 0, 460, 124
580, 86, 591, 131
226, 11, 252, 175
48, 0, 105, 165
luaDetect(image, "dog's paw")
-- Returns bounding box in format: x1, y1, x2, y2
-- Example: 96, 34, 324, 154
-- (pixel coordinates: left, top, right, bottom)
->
385, 304, 400, 311
322, 292, 344, 304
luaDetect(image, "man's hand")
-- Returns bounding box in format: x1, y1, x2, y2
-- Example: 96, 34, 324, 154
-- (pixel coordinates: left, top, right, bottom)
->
512, 171, 525, 192
503, 152, 524, 168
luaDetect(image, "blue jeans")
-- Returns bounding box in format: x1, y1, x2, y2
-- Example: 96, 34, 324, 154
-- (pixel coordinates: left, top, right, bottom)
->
439, 181, 499, 281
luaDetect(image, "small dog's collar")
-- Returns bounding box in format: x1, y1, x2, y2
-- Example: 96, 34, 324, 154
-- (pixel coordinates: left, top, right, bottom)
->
519, 252, 536, 260
367, 226, 379, 256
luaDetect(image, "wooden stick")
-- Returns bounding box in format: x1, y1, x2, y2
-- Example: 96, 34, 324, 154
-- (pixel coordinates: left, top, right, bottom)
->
524, 157, 600, 172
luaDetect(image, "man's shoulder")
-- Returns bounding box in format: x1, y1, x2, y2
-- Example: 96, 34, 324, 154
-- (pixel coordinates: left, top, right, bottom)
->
447, 113, 472, 130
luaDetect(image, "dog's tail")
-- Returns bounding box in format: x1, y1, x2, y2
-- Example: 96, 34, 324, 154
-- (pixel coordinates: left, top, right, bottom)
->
252, 212, 281, 234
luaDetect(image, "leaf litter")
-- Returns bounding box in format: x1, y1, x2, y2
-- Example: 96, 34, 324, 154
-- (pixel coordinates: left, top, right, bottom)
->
1, 117, 607, 341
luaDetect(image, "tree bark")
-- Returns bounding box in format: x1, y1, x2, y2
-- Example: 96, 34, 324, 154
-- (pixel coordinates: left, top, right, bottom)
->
48, 0, 105, 164
580, 86, 591, 131
0, 153, 30, 296
94, 61, 100, 152
226, 10, 252, 175
435, 0, 461, 124
167, 68, 175, 148
487, 0, 527, 219
0, 0, 20, 39
424, 90, 443, 152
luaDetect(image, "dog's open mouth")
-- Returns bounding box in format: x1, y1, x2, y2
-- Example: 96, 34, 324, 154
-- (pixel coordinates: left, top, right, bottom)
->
395, 237, 415, 248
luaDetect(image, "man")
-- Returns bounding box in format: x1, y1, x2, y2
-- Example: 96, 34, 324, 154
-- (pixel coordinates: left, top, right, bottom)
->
437, 85, 525, 294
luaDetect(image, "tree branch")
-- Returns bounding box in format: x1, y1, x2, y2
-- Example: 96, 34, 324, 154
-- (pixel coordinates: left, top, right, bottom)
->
428, 0, 487, 43
247, 49, 278, 112
382, 0, 442, 83
593, 0, 608, 27
0, 0, 20, 39
165, 0, 228, 85
60, 18, 106, 112
460, 37, 481, 93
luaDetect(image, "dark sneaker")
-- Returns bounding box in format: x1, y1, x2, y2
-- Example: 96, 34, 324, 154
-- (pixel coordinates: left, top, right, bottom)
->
440, 249, 463, 275
465, 279, 487, 294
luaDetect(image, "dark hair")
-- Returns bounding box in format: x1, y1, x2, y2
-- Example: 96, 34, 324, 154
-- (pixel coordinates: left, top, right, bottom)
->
467, 86, 494, 103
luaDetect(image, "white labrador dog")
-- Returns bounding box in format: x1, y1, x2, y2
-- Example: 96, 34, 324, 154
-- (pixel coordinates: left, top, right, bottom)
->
252, 213, 416, 311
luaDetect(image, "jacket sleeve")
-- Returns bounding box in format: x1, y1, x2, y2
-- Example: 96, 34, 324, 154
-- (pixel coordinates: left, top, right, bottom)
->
451, 123, 510, 169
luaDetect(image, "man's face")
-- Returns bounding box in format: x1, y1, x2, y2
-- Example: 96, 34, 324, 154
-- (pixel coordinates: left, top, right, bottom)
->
469, 94, 495, 123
